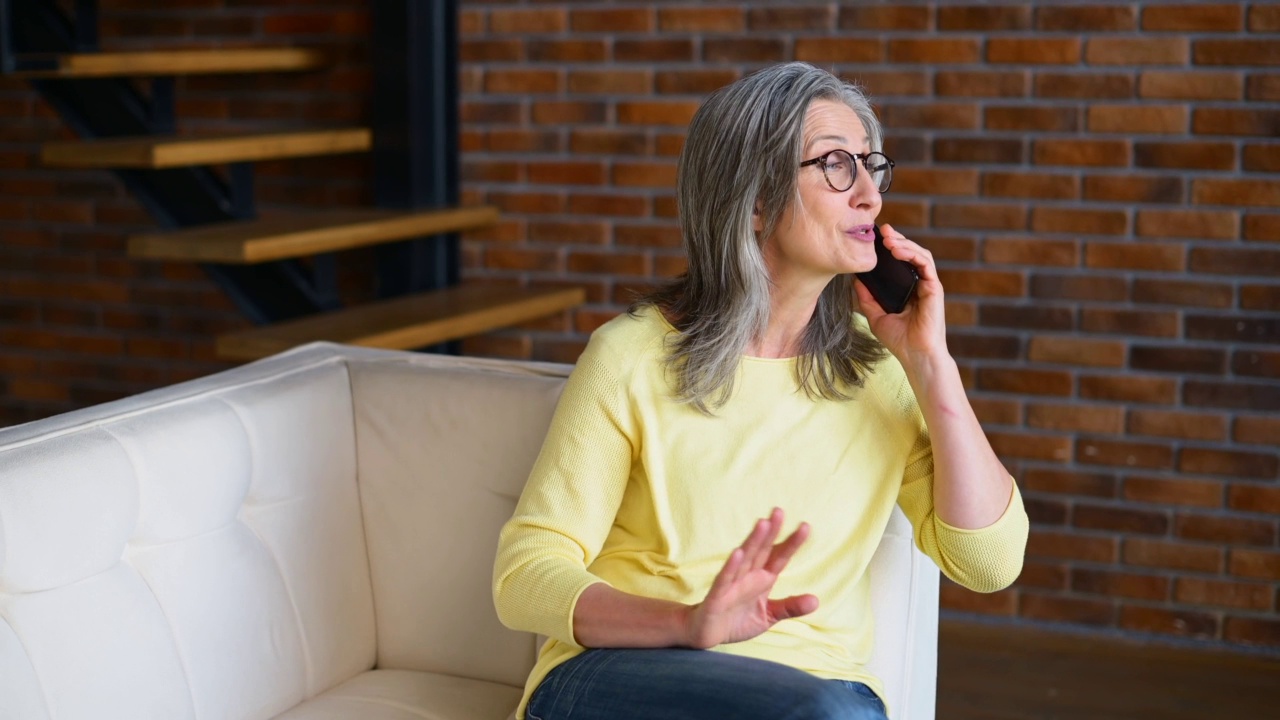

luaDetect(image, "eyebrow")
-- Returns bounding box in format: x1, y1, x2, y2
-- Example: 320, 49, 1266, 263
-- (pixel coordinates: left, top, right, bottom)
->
806, 134, 871, 152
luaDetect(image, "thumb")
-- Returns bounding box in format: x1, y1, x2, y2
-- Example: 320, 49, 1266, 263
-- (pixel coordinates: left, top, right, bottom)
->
768, 594, 819, 621
853, 277, 886, 321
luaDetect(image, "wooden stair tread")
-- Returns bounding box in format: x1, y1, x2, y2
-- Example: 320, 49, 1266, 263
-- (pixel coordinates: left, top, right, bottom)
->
128, 206, 499, 263
216, 285, 586, 361
42, 127, 371, 169
13, 48, 325, 78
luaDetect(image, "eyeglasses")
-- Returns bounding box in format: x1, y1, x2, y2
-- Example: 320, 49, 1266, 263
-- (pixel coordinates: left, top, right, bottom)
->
799, 150, 895, 194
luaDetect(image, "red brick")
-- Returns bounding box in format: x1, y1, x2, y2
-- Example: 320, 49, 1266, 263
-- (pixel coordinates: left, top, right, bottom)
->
1033, 208, 1128, 236
1086, 242, 1186, 272
1139, 71, 1243, 100
654, 254, 687, 277
977, 368, 1073, 396
836, 6, 932, 31
1244, 145, 1280, 173
982, 172, 1078, 200
1251, 6, 1280, 31
1086, 38, 1190, 65
1234, 416, 1280, 445
1027, 402, 1125, 432
1245, 214, 1280, 242
878, 200, 928, 229
1182, 449, 1278, 479
612, 162, 676, 189
1239, 286, 1280, 314
657, 7, 743, 32
1248, 74, 1280, 101
1025, 496, 1071, 526
1129, 409, 1228, 442
703, 38, 786, 63
1228, 484, 1280, 513
527, 40, 607, 63
1186, 315, 1280, 345
484, 248, 560, 273
1028, 530, 1118, 563
1189, 247, 1280, 276
531, 101, 605, 125
1034, 139, 1131, 167
982, 237, 1078, 267
1135, 209, 1238, 240
979, 303, 1076, 331
486, 129, 562, 153
1020, 593, 1114, 626
1024, 468, 1118, 498
843, 71, 930, 98
794, 38, 885, 64
1031, 337, 1126, 368
1144, 4, 1243, 31
1176, 513, 1276, 546
933, 203, 1027, 231
882, 103, 979, 130
1039, 6, 1136, 31
489, 8, 565, 34
1123, 475, 1224, 508
940, 584, 1019, 616
1035, 73, 1134, 98
747, 6, 833, 30
654, 135, 686, 157
1194, 109, 1280, 137
489, 192, 565, 216
570, 8, 654, 33
1085, 176, 1184, 204
1089, 105, 1188, 134
483, 69, 560, 94
1224, 618, 1280, 649
949, 333, 1022, 361
938, 5, 1030, 30
891, 168, 978, 196
1072, 569, 1168, 601
934, 138, 1025, 164
936, 71, 1029, 97
1229, 549, 1280, 581
1134, 141, 1235, 170
1017, 561, 1069, 590
934, 268, 1025, 297
1131, 278, 1232, 308
970, 397, 1021, 426
889, 39, 982, 64
1119, 606, 1219, 639
615, 224, 682, 249
1194, 40, 1280, 66
568, 70, 650, 95
985, 106, 1079, 132
616, 39, 693, 63
566, 251, 647, 277
1177, 578, 1273, 611
1080, 308, 1179, 337
988, 38, 1081, 64
1123, 538, 1223, 573
1185, 380, 1280, 412
527, 221, 608, 247
526, 161, 605, 186
617, 101, 699, 127
1078, 438, 1175, 470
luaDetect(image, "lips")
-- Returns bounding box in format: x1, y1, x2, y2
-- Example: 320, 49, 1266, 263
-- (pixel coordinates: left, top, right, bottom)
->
846, 224, 875, 242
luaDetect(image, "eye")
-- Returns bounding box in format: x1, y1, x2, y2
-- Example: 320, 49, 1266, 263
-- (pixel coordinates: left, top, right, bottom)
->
823, 153, 850, 172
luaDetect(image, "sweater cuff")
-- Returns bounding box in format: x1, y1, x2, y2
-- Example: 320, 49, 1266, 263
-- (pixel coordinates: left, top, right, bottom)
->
932, 481, 1029, 592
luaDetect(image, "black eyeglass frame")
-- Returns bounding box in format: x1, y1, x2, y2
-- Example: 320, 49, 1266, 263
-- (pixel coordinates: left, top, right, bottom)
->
799, 150, 896, 194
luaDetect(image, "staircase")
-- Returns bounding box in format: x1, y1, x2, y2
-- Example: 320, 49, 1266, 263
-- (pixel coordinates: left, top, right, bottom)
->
1, 1, 584, 361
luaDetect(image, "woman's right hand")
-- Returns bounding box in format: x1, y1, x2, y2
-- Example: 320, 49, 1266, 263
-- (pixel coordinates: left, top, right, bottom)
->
683, 508, 819, 649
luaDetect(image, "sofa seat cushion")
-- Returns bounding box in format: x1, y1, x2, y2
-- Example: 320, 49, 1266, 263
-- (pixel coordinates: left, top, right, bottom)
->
273, 669, 521, 720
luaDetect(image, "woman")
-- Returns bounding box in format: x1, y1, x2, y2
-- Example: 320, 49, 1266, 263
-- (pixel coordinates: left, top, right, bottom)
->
493, 62, 1028, 720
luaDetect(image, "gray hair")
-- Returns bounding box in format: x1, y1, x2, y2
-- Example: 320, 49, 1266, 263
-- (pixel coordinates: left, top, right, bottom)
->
634, 62, 888, 413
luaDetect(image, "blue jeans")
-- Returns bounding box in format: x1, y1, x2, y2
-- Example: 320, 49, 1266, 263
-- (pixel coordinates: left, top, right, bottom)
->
525, 648, 889, 720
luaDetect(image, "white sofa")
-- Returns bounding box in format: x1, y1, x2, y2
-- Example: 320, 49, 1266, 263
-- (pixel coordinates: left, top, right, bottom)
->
0, 342, 939, 720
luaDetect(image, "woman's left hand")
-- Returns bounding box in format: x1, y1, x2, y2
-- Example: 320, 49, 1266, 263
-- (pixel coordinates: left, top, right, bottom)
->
854, 223, 948, 366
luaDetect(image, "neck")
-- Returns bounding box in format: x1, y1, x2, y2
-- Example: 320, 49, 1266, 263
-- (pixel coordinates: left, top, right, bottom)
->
748, 271, 833, 359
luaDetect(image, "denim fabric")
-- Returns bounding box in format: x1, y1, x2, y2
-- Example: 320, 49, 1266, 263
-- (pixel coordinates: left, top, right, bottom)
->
525, 648, 888, 720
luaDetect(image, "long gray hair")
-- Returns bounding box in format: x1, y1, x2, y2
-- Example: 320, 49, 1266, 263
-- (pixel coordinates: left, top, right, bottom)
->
634, 62, 888, 413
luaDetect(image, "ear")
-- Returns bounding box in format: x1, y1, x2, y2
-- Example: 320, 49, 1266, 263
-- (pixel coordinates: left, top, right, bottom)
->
752, 201, 763, 234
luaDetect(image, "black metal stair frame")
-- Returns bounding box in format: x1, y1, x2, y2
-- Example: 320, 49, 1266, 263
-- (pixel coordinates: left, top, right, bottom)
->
2, 0, 463, 333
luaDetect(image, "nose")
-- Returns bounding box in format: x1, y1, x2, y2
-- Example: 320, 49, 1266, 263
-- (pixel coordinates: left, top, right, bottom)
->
848, 162, 881, 214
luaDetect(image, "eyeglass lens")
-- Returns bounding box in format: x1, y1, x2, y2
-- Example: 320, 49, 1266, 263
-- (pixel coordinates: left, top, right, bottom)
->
824, 151, 892, 193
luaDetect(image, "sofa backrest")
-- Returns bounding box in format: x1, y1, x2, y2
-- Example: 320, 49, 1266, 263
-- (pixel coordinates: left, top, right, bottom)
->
346, 355, 569, 689
0, 351, 377, 720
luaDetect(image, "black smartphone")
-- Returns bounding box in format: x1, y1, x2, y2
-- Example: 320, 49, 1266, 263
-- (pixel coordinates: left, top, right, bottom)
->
854, 225, 919, 314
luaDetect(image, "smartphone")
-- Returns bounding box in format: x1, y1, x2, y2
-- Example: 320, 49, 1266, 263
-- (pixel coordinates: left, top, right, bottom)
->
854, 225, 919, 314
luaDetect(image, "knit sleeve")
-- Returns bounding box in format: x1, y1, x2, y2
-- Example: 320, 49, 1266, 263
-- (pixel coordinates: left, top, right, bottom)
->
492, 332, 636, 647
892, 379, 1029, 594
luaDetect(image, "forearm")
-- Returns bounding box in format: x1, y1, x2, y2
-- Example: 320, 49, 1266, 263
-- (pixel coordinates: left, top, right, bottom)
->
903, 352, 1013, 529
572, 582, 693, 649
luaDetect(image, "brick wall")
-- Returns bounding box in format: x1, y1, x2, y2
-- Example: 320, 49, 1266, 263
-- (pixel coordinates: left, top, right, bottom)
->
1, 2, 1278, 653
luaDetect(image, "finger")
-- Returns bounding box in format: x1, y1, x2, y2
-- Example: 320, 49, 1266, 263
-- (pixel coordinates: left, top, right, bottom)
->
880, 232, 938, 284
707, 547, 745, 600
853, 277, 886, 321
764, 522, 810, 575
749, 508, 785, 572
767, 594, 820, 622
734, 516, 772, 582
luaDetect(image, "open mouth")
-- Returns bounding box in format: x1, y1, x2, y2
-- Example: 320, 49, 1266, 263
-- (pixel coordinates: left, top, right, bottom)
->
846, 224, 875, 242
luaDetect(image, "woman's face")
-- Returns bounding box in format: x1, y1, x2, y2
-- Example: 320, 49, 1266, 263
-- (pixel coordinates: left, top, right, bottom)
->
760, 99, 883, 287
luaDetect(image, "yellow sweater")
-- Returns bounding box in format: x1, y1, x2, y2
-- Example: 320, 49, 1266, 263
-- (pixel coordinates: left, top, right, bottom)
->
493, 307, 1028, 718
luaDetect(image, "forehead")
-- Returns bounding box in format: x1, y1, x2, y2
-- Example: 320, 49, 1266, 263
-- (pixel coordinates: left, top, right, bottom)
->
803, 99, 869, 150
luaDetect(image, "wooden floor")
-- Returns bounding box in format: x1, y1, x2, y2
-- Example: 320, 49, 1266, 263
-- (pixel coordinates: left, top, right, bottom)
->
938, 620, 1280, 719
